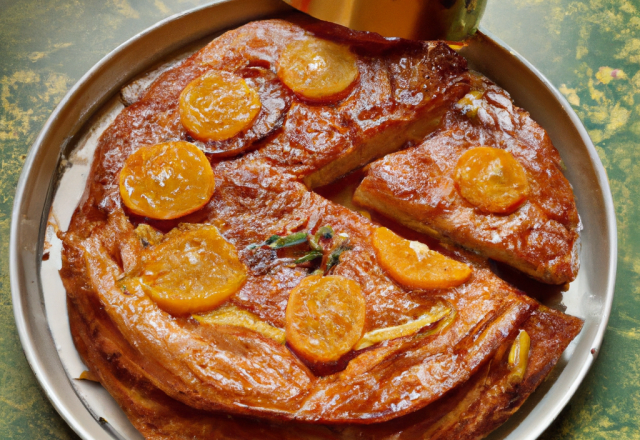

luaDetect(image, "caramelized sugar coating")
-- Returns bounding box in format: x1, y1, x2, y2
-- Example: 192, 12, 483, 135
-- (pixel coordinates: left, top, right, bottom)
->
68, 263, 582, 440
59, 17, 582, 437
125, 224, 247, 315
277, 36, 359, 102
371, 226, 471, 289
354, 298, 453, 350
195, 304, 286, 344
179, 70, 261, 141
355, 75, 580, 284
453, 146, 530, 214
63, 159, 537, 422
119, 141, 215, 220
285, 275, 366, 363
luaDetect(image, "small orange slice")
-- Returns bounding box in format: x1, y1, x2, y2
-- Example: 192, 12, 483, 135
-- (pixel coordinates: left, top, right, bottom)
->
285, 275, 366, 363
277, 36, 359, 102
119, 141, 215, 220
453, 146, 530, 214
131, 224, 247, 315
371, 227, 472, 290
179, 70, 262, 141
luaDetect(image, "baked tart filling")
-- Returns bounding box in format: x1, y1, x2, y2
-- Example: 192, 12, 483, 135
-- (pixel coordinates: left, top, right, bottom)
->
59, 17, 583, 440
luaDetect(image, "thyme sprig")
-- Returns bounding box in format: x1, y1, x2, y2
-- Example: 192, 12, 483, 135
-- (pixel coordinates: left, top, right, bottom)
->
247, 225, 351, 274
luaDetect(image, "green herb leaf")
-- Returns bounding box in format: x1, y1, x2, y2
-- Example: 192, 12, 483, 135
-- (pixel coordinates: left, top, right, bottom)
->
267, 231, 309, 249
293, 250, 323, 264
264, 234, 281, 245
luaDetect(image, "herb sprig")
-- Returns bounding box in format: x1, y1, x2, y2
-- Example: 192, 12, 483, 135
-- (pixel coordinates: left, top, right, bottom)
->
248, 225, 352, 274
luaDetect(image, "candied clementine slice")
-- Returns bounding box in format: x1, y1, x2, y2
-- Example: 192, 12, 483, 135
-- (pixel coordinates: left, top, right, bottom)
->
194, 304, 285, 344
131, 224, 247, 315
285, 275, 365, 363
179, 70, 262, 141
372, 227, 472, 290
277, 36, 359, 102
453, 146, 530, 214
119, 141, 215, 220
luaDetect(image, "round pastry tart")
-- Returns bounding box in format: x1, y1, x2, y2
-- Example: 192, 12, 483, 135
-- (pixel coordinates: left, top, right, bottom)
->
60, 17, 583, 440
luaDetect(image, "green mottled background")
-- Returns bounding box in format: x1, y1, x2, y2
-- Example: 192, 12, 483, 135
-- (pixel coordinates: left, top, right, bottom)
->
0, 0, 638, 438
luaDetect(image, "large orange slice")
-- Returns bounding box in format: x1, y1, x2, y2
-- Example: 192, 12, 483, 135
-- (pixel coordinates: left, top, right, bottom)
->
179, 70, 262, 141
371, 227, 472, 290
453, 146, 530, 214
126, 224, 247, 315
277, 36, 359, 102
119, 141, 215, 220
285, 275, 365, 363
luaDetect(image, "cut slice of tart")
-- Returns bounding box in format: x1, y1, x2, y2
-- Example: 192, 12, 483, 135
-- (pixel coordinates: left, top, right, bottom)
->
354, 74, 580, 284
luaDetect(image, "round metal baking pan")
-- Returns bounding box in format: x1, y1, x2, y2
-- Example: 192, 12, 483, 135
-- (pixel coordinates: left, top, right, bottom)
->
10, 0, 617, 439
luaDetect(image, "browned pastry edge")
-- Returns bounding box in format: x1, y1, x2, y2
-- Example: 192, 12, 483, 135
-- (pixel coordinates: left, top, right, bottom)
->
59, 15, 583, 439
69, 289, 582, 440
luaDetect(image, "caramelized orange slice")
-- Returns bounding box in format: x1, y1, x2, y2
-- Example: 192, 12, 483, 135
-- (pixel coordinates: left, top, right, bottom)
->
277, 36, 359, 102
179, 70, 262, 141
453, 146, 530, 214
194, 304, 285, 344
285, 275, 365, 363
119, 141, 215, 220
372, 227, 472, 290
129, 224, 247, 315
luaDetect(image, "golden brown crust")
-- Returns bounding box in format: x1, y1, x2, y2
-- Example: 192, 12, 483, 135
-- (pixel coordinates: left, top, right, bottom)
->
59, 17, 583, 438
62, 159, 537, 422
354, 75, 580, 284
69, 280, 581, 439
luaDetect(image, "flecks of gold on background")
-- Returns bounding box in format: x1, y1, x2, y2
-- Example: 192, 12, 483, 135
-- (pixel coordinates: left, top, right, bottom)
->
484, 0, 640, 438
0, 1, 208, 438
2, 0, 640, 438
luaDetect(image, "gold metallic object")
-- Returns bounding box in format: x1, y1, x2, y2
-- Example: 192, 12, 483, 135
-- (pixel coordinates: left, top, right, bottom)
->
283, 0, 487, 41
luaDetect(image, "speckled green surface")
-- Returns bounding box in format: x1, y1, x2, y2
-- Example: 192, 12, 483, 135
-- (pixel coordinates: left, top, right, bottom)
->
1, 0, 638, 438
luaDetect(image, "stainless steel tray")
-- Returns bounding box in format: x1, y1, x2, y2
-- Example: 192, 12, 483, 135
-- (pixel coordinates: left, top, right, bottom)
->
11, 0, 617, 438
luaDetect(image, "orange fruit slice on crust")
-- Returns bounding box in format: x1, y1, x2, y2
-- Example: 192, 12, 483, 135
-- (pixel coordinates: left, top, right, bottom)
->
119, 141, 215, 220
285, 275, 366, 363
127, 224, 247, 315
453, 146, 530, 214
277, 36, 359, 102
372, 227, 472, 290
179, 70, 262, 141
